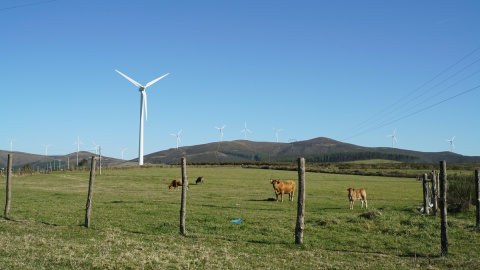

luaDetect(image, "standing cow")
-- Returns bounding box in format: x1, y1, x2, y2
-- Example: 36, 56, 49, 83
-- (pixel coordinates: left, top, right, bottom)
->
196, 176, 204, 184
270, 179, 296, 202
347, 188, 367, 209
169, 179, 183, 190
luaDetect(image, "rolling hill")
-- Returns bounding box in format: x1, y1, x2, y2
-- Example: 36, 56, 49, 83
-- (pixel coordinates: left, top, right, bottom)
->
142, 137, 480, 164
0, 150, 126, 170
2, 137, 479, 169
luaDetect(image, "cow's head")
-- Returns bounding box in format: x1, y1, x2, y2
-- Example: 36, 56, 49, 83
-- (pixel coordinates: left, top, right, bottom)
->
270, 179, 280, 188
347, 188, 354, 195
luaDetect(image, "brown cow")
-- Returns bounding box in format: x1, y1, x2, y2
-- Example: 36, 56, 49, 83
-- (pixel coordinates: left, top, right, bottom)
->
347, 188, 367, 209
169, 179, 182, 190
196, 176, 204, 184
270, 179, 296, 202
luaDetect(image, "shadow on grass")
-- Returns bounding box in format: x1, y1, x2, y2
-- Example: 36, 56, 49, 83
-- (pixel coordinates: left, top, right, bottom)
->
248, 198, 276, 202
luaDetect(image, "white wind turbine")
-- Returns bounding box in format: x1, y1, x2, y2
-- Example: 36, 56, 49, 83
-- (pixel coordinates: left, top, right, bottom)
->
92, 141, 100, 154
272, 127, 283, 143
73, 136, 84, 166
7, 138, 16, 152
215, 125, 226, 142
387, 129, 398, 148
171, 129, 182, 149
115, 69, 169, 166
119, 147, 127, 160
240, 122, 252, 140
446, 136, 455, 152
41, 144, 52, 156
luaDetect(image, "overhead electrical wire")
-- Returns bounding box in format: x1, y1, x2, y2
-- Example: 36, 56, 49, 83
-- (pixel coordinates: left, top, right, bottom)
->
0, 0, 61, 11
341, 85, 480, 141
338, 45, 480, 142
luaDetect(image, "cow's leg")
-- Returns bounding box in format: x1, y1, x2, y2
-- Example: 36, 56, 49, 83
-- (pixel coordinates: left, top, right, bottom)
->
349, 200, 354, 209
275, 193, 279, 202
365, 198, 368, 209
281, 191, 284, 202
361, 199, 364, 209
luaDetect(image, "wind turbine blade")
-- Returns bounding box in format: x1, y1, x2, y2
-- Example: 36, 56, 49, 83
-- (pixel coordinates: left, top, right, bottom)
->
222, 124, 226, 129
145, 73, 169, 88
115, 70, 143, 88
179, 129, 182, 135
142, 90, 148, 121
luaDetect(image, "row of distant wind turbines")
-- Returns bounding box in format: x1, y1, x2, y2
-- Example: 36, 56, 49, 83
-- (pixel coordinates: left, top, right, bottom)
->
387, 129, 456, 152
5, 68, 456, 166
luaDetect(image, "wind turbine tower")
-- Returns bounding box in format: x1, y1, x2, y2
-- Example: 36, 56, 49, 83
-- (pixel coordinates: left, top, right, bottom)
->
115, 69, 169, 166
272, 127, 283, 143
119, 147, 127, 160
92, 141, 100, 154
387, 129, 398, 148
240, 122, 252, 140
446, 136, 455, 152
7, 138, 16, 152
73, 136, 83, 166
215, 125, 226, 142
171, 129, 182, 149
42, 144, 52, 156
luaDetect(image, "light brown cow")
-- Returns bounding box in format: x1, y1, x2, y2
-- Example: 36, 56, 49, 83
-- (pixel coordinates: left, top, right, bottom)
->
347, 188, 367, 209
169, 179, 182, 190
270, 180, 296, 202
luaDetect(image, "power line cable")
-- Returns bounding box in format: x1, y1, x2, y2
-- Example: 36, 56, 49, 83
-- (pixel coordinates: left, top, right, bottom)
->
341, 85, 480, 141
338, 46, 480, 141
0, 0, 61, 11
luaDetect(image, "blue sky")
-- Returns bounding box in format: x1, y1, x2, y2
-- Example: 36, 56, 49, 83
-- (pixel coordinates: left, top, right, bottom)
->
1, 0, 480, 161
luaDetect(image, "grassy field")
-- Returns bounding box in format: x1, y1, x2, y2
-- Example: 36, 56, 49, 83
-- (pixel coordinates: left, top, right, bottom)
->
1, 166, 479, 269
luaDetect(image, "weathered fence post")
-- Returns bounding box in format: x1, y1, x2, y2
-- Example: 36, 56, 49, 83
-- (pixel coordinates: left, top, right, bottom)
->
84, 156, 96, 228
439, 160, 448, 257
422, 173, 429, 215
475, 169, 479, 227
4, 154, 12, 219
431, 170, 438, 215
295, 157, 305, 244
180, 158, 188, 235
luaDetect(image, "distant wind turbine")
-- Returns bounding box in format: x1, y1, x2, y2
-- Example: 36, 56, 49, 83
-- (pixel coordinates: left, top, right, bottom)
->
73, 136, 84, 166
272, 127, 283, 143
387, 129, 398, 148
240, 122, 252, 140
171, 129, 182, 149
119, 147, 127, 160
92, 141, 100, 154
115, 69, 169, 166
446, 136, 455, 152
215, 125, 226, 142
41, 144, 52, 156
7, 138, 16, 152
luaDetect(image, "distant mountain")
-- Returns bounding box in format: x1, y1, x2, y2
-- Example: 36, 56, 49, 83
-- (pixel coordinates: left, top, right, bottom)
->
0, 150, 126, 170
2, 137, 479, 169
143, 137, 480, 164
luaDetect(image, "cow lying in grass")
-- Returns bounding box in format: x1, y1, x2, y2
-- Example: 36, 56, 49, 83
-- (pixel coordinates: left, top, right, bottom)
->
169, 179, 182, 190
270, 180, 296, 202
196, 176, 204, 184
347, 188, 367, 209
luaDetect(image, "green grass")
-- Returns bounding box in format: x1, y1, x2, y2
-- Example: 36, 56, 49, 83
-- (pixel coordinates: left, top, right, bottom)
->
1, 166, 479, 269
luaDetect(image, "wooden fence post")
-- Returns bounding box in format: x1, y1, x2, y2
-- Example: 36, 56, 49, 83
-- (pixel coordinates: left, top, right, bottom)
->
180, 158, 188, 235
295, 157, 305, 244
4, 154, 12, 219
84, 156, 96, 228
431, 170, 438, 215
439, 160, 448, 257
422, 173, 429, 215
475, 169, 479, 227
